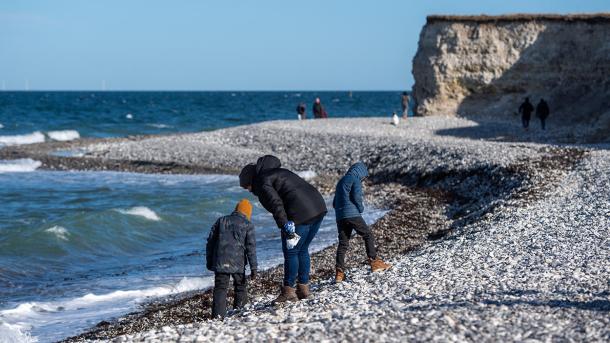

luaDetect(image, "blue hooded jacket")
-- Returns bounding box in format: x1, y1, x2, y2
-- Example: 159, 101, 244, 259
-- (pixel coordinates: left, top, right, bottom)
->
333, 162, 369, 221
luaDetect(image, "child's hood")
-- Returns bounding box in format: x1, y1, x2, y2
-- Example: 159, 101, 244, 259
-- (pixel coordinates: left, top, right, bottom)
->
347, 162, 368, 180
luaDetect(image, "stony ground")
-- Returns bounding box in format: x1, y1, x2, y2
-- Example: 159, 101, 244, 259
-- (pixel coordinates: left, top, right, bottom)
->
104, 146, 610, 343
6, 116, 606, 342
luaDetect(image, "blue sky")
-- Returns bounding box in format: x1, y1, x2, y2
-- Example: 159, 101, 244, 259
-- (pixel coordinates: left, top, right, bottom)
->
1, 1, 608, 90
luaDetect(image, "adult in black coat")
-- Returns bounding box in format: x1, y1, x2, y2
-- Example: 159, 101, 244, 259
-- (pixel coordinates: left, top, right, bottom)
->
239, 155, 327, 303
519, 97, 534, 130
536, 99, 550, 130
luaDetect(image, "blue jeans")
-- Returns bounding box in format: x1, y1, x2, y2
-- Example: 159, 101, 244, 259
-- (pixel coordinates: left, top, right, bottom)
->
281, 216, 324, 287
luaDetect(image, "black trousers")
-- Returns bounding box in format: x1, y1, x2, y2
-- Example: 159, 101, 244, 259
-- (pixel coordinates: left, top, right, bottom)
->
335, 217, 377, 270
212, 272, 247, 318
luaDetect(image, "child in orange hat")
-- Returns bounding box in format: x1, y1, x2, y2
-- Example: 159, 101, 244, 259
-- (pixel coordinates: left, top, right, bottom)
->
206, 199, 257, 318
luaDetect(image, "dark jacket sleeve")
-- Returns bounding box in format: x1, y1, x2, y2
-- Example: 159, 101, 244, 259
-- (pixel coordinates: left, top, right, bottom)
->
350, 176, 365, 213
245, 222, 257, 271
206, 219, 219, 271
258, 178, 289, 228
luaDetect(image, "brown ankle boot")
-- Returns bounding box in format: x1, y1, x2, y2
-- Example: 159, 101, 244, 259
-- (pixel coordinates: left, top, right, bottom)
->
296, 283, 310, 300
369, 257, 392, 272
273, 285, 298, 304
335, 268, 346, 283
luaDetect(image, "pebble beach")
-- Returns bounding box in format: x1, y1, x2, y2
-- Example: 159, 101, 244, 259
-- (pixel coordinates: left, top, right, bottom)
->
3, 116, 608, 342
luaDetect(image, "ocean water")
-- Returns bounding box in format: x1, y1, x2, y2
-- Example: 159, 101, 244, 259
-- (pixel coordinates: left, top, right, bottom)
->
0, 91, 407, 145
0, 168, 387, 342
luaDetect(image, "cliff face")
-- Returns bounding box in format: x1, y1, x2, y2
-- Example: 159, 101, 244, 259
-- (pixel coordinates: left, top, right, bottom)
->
412, 14, 610, 137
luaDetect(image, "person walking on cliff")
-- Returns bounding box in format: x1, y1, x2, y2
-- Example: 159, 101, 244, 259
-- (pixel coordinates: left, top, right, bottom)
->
313, 98, 328, 119
536, 98, 550, 130
519, 97, 534, 131
239, 155, 327, 303
333, 162, 391, 283
401, 92, 410, 118
296, 102, 306, 120
206, 199, 258, 319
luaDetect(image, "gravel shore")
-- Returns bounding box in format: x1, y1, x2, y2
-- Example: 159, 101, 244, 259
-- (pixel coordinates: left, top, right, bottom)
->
4, 117, 607, 342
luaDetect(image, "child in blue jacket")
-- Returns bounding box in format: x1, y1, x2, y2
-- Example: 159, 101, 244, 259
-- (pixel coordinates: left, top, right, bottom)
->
333, 162, 391, 283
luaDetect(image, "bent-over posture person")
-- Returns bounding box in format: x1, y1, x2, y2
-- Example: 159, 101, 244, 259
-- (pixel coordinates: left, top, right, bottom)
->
206, 199, 257, 318
239, 155, 327, 303
333, 162, 391, 283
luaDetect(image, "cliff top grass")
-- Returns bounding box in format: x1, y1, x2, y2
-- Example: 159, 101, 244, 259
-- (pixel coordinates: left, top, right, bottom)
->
427, 13, 610, 24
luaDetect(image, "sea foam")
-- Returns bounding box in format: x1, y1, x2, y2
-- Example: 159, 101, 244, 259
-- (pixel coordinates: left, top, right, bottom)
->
47, 130, 80, 142
0, 123, 4, 129
0, 322, 37, 343
45, 226, 69, 241
0, 159, 42, 173
117, 206, 161, 221
0, 276, 213, 342
0, 132, 45, 146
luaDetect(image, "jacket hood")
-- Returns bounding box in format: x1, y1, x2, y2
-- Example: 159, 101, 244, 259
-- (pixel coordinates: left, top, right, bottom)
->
347, 162, 368, 180
256, 155, 281, 175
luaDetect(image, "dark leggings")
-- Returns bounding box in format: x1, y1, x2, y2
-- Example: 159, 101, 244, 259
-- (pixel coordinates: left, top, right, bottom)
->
335, 217, 377, 270
212, 272, 247, 318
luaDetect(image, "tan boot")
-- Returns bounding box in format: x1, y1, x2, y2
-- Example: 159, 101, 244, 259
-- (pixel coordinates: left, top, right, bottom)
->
296, 283, 310, 300
369, 257, 392, 272
273, 285, 298, 304
335, 268, 346, 283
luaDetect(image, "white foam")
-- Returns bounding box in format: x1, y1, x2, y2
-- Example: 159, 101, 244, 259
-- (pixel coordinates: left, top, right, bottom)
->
146, 123, 172, 129
46, 130, 80, 142
0, 322, 37, 343
0, 123, 4, 129
45, 226, 69, 241
0, 132, 45, 146
125, 113, 133, 119
0, 159, 42, 173
297, 170, 317, 180
0, 276, 212, 342
117, 206, 161, 221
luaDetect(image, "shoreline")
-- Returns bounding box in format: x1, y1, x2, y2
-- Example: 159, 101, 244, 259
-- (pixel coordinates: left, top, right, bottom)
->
1, 117, 607, 341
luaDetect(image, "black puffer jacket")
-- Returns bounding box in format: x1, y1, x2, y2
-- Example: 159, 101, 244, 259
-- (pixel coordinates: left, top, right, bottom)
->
252, 155, 327, 228
206, 212, 257, 274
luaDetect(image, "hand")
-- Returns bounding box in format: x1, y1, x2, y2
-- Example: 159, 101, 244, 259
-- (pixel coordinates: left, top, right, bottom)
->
250, 270, 257, 280
283, 221, 296, 235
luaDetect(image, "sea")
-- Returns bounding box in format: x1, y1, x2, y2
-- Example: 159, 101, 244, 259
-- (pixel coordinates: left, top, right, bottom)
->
0, 91, 401, 342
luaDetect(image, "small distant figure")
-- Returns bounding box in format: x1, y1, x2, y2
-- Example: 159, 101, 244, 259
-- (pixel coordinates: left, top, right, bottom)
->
296, 103, 306, 120
401, 92, 410, 118
518, 97, 534, 131
206, 199, 257, 319
313, 98, 328, 119
333, 162, 391, 283
391, 112, 400, 126
536, 98, 550, 130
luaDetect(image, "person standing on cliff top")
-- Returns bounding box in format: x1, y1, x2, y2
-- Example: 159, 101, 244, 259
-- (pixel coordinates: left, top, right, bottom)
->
313, 98, 328, 119
536, 98, 550, 130
401, 92, 410, 118
333, 162, 391, 283
519, 97, 534, 131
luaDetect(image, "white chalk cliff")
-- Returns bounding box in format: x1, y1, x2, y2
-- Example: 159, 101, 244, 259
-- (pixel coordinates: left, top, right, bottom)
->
412, 14, 610, 140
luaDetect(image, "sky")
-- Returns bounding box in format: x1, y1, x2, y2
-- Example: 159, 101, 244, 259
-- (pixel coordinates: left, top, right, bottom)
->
1, 0, 608, 91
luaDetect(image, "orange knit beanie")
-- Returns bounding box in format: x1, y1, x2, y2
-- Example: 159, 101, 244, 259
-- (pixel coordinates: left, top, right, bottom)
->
235, 199, 252, 221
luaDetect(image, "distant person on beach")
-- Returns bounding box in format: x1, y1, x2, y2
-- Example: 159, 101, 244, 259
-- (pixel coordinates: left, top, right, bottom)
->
536, 98, 550, 130
401, 92, 410, 118
333, 162, 391, 283
239, 155, 327, 303
313, 98, 328, 119
206, 199, 257, 319
519, 97, 534, 130
296, 103, 306, 120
